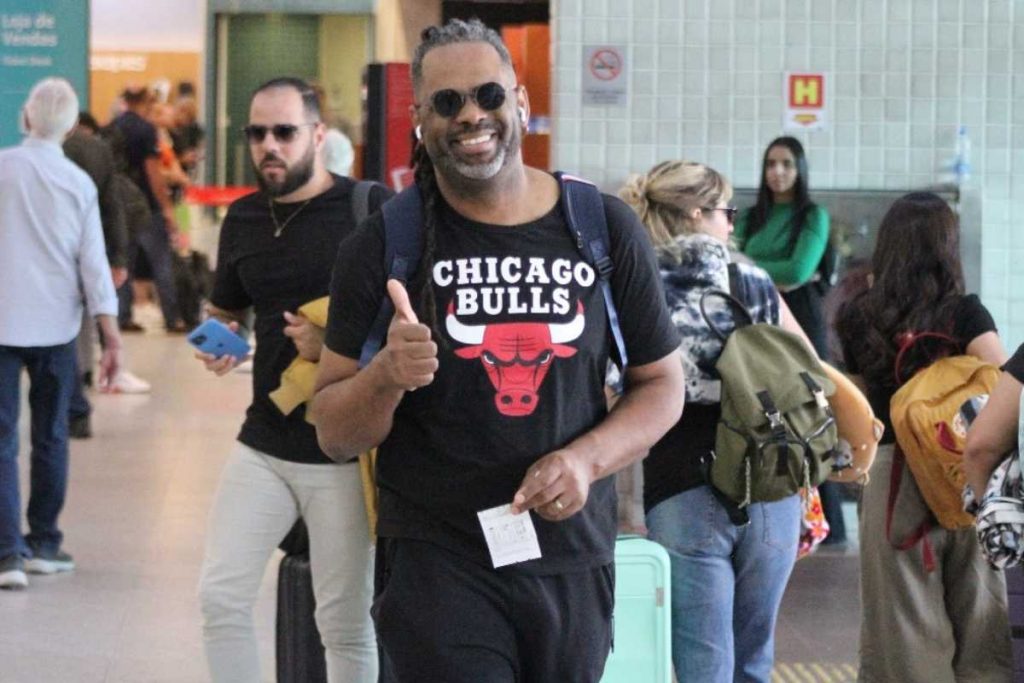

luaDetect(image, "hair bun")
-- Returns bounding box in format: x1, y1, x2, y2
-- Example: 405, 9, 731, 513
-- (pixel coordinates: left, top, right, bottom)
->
619, 173, 650, 217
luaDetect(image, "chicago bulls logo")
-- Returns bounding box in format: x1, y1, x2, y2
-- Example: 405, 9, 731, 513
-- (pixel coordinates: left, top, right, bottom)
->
446, 301, 585, 417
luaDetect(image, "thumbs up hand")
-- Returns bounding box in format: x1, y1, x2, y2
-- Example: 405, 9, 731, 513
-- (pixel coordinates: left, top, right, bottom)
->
383, 279, 438, 391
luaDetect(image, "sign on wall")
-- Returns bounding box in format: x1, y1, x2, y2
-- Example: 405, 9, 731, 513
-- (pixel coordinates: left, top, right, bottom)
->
783, 72, 827, 132
582, 45, 627, 106
0, 0, 88, 147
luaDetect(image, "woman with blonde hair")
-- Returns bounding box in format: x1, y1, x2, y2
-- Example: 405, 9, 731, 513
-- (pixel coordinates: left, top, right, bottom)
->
621, 160, 811, 681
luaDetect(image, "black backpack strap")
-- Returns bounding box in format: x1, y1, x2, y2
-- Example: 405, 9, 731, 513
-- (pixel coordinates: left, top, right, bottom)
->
351, 179, 384, 225
357, 185, 424, 368
554, 171, 628, 369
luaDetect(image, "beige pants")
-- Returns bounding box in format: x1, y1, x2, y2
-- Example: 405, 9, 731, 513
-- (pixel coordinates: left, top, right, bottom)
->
858, 444, 1012, 682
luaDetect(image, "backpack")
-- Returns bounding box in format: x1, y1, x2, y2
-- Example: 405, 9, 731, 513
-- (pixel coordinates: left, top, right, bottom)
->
889, 332, 1001, 530
357, 172, 628, 371
701, 290, 838, 506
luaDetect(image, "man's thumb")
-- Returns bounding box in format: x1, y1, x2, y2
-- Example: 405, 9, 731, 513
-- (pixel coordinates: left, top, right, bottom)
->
387, 279, 418, 324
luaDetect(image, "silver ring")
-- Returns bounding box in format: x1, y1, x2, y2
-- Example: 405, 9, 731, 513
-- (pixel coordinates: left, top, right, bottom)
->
554, 499, 565, 511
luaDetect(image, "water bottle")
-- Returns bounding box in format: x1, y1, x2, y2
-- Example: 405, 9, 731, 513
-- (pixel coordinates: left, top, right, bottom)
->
954, 125, 971, 185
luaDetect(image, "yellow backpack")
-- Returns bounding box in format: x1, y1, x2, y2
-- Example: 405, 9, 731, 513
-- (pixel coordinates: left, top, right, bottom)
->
889, 333, 1001, 530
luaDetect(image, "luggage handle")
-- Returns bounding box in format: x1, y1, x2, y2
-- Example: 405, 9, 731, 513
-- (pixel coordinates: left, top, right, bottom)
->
699, 289, 754, 341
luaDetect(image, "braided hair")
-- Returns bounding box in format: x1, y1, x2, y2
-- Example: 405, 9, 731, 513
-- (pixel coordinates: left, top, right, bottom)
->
407, 19, 514, 338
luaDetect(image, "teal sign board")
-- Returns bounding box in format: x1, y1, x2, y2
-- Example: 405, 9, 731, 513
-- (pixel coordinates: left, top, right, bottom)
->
0, 0, 88, 147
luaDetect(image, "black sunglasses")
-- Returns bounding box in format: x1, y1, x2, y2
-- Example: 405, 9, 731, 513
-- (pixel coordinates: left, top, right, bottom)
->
702, 206, 739, 224
420, 82, 514, 118
242, 122, 316, 143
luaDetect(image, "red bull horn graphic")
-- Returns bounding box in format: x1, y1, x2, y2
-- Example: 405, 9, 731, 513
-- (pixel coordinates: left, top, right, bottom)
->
445, 301, 585, 417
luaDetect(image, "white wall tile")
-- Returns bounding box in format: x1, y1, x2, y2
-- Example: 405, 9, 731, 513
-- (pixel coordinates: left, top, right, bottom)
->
551, 0, 1024, 346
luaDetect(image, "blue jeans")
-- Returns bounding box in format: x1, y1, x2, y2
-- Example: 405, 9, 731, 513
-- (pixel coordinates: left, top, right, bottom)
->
0, 342, 77, 559
646, 485, 800, 683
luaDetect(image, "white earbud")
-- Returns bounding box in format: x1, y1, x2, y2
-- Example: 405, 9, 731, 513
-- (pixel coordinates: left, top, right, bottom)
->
518, 106, 528, 125
414, 125, 422, 141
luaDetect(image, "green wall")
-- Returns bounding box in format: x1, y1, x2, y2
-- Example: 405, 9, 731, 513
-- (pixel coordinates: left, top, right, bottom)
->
224, 13, 319, 185
0, 0, 88, 147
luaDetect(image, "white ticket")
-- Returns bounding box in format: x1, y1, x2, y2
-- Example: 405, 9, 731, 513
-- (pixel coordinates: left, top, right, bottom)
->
477, 503, 543, 569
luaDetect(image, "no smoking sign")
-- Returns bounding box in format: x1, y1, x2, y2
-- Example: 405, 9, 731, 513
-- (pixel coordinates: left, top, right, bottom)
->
583, 45, 627, 106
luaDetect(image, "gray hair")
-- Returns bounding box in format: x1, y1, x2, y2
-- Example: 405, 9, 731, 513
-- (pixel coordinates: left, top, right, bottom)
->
23, 78, 79, 142
410, 19, 513, 92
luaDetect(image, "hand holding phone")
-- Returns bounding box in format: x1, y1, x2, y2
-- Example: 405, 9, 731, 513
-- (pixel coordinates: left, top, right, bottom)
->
188, 318, 251, 364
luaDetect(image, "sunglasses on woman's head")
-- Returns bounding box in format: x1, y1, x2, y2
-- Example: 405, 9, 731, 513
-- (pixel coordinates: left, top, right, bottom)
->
241, 122, 316, 143
701, 206, 739, 224
420, 81, 514, 118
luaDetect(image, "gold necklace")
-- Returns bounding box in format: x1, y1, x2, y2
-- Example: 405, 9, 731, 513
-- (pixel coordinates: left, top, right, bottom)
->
269, 198, 312, 238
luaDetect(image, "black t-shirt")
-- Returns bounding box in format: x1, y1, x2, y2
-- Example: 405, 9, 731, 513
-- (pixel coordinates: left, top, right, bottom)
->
841, 294, 996, 444
325, 189, 680, 574
1004, 343, 1024, 383
211, 175, 392, 464
111, 111, 159, 210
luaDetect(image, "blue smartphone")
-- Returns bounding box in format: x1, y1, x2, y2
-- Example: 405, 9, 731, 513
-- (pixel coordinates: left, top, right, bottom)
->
187, 319, 251, 361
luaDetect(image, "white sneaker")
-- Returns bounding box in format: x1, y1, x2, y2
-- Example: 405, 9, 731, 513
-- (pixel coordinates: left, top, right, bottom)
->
108, 369, 152, 394
0, 555, 28, 590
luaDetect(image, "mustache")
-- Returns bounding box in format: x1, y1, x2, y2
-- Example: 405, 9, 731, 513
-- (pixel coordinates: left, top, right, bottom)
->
260, 154, 285, 168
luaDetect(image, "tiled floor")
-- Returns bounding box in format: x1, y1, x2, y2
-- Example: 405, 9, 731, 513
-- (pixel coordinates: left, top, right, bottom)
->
1, 326, 860, 682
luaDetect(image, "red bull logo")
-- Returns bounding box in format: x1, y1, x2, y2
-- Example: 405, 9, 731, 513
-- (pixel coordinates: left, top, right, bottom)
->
446, 302, 585, 417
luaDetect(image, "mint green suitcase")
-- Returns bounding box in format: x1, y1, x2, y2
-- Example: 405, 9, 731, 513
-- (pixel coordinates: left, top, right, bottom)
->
601, 536, 673, 683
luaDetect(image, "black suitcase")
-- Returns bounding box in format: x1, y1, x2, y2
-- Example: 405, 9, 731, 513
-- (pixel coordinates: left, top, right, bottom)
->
276, 552, 328, 683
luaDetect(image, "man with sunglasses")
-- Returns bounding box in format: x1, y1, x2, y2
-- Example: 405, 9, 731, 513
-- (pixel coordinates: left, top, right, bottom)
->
195, 77, 388, 683
315, 19, 684, 682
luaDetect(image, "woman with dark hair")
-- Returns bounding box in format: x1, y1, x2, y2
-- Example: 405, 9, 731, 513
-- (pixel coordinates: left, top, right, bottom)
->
736, 136, 829, 354
736, 136, 846, 543
835, 192, 1011, 682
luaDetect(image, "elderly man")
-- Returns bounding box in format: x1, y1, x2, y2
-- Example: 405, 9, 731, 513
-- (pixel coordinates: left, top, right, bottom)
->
0, 78, 122, 590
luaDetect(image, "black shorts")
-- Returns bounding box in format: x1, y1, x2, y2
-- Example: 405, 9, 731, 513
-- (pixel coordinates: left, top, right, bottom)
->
372, 537, 614, 683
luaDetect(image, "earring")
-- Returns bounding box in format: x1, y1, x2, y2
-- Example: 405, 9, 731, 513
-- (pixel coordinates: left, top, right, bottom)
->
518, 107, 528, 125
414, 125, 422, 141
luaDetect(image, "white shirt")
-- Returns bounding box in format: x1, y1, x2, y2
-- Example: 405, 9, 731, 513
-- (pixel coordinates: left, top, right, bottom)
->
322, 127, 354, 177
0, 137, 117, 347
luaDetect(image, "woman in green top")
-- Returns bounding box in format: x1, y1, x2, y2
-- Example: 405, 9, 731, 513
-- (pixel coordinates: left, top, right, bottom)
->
735, 136, 830, 357
736, 137, 845, 544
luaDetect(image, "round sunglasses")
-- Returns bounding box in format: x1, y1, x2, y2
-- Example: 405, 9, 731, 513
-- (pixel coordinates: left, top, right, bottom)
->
419, 81, 516, 119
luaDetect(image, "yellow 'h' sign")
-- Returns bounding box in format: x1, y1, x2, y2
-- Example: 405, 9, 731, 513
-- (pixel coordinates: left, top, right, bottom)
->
791, 76, 822, 107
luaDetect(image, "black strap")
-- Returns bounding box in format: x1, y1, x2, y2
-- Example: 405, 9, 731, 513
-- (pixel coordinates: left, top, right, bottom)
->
756, 390, 792, 476
554, 171, 628, 370
351, 179, 383, 225
699, 289, 754, 341
358, 186, 424, 368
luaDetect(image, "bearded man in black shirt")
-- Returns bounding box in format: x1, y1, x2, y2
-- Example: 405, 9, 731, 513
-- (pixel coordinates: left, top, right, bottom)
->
314, 20, 684, 682
195, 77, 386, 683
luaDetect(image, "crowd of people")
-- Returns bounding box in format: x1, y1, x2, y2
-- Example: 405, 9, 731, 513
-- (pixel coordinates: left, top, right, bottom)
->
1, 16, 1021, 683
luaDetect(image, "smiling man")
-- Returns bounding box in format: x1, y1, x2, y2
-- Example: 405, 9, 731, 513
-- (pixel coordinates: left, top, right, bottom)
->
314, 19, 685, 682
194, 77, 388, 683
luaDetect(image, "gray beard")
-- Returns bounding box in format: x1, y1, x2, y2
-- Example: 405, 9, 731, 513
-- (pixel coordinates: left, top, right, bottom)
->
432, 122, 520, 187
436, 145, 507, 181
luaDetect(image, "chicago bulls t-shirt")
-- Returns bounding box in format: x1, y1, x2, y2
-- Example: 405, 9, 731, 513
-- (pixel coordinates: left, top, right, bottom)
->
325, 188, 679, 574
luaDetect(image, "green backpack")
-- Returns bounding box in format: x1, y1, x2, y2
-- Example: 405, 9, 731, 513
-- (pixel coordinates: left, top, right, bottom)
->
700, 290, 838, 507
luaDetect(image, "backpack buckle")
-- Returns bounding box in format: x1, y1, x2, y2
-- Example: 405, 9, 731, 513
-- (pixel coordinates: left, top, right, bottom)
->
594, 255, 614, 280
